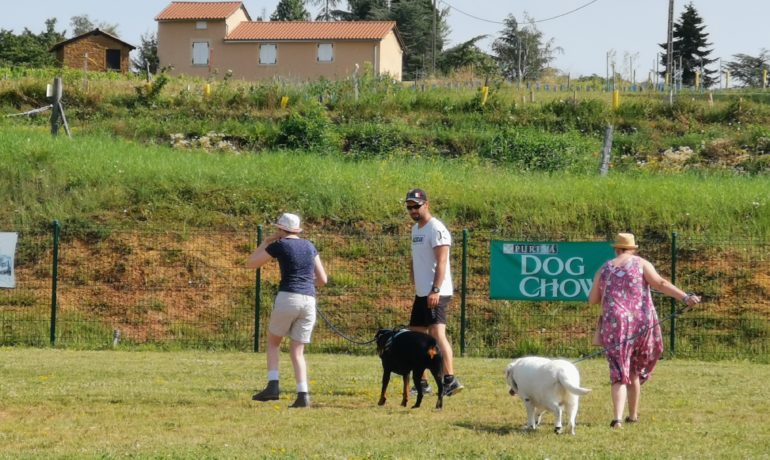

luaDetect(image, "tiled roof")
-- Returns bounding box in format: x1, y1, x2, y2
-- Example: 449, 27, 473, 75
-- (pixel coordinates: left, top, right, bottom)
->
155, 2, 246, 21
227, 21, 398, 42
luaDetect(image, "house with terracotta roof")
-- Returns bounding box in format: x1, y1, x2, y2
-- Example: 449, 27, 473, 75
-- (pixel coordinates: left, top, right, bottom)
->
50, 28, 135, 73
155, 1, 403, 81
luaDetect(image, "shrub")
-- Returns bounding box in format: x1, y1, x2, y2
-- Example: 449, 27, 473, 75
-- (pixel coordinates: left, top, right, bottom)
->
738, 155, 770, 174
341, 122, 405, 157
0, 80, 46, 109
541, 98, 609, 133
613, 131, 651, 158
276, 103, 339, 151
481, 128, 587, 172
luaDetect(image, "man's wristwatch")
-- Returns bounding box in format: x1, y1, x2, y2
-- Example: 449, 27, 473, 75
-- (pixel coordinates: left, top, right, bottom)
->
431, 286, 440, 294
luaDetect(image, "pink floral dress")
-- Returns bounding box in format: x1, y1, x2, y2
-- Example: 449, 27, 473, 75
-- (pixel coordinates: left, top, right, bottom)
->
598, 256, 664, 385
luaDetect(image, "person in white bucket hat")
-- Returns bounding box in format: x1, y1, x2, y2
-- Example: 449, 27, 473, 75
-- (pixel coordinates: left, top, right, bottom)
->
247, 213, 327, 408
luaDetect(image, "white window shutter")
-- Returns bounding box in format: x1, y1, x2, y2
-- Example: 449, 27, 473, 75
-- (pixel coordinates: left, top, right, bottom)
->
317, 43, 333, 62
192, 42, 209, 65
260, 44, 277, 64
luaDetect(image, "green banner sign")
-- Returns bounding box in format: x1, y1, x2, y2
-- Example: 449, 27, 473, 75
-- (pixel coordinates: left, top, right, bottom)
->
489, 241, 614, 301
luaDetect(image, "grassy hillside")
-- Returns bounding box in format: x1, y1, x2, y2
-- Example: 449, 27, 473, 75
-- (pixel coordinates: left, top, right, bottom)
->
1, 125, 768, 239
2, 67, 769, 176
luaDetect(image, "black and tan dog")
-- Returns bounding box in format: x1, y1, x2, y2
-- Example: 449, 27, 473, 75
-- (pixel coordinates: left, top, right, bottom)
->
375, 327, 444, 409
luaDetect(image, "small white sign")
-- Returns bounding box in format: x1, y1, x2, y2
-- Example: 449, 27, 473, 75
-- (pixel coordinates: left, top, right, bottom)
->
46, 84, 53, 98
0, 232, 18, 288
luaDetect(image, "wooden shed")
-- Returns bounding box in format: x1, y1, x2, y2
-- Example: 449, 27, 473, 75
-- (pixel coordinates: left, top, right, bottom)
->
50, 28, 136, 73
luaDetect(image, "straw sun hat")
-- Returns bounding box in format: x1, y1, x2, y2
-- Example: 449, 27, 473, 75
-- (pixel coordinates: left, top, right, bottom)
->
612, 233, 638, 249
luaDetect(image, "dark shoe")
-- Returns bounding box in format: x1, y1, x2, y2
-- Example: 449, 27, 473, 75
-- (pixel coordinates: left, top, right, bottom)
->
625, 416, 639, 423
252, 380, 279, 401
610, 419, 623, 429
409, 379, 432, 396
443, 376, 464, 396
289, 392, 310, 408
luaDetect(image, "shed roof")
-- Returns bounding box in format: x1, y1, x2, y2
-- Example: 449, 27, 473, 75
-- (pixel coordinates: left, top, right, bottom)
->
155, 2, 249, 21
227, 21, 401, 46
49, 28, 135, 51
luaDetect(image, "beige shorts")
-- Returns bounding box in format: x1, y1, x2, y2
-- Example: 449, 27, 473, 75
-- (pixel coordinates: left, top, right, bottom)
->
268, 291, 317, 343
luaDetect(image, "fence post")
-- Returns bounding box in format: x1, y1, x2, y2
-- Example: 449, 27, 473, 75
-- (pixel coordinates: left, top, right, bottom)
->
49, 220, 60, 346
669, 231, 678, 354
50, 77, 62, 136
599, 125, 614, 176
254, 225, 263, 352
460, 229, 468, 356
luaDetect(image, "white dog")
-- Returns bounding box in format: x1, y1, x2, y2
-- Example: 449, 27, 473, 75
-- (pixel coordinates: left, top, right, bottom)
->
505, 357, 591, 435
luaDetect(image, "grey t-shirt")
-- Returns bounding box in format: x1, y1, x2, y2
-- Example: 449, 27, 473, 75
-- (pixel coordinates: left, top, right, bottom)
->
266, 238, 318, 297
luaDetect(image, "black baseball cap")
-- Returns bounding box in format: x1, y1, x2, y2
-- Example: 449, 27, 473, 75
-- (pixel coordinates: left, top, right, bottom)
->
405, 188, 428, 204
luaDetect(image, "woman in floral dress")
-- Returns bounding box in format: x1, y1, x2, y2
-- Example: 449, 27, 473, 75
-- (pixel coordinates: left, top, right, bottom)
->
589, 233, 701, 428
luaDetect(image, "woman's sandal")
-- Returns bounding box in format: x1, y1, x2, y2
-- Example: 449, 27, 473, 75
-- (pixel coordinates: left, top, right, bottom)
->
610, 419, 623, 429
624, 416, 639, 423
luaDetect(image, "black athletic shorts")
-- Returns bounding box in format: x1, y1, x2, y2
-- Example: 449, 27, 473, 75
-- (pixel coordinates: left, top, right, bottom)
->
409, 295, 451, 327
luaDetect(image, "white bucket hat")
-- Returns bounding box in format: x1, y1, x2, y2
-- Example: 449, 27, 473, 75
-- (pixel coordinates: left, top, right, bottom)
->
274, 213, 302, 233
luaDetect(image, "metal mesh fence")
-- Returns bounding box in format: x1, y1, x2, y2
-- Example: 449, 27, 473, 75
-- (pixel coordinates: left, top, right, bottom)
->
0, 225, 768, 361
664, 236, 770, 360
0, 228, 52, 347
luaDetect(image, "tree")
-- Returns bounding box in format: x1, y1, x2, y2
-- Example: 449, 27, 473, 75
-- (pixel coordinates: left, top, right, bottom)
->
385, 0, 449, 80
309, 0, 342, 21
0, 18, 64, 67
331, 1, 449, 79
492, 14, 560, 83
337, 0, 389, 20
658, 3, 717, 87
39, 18, 66, 50
724, 50, 769, 87
270, 0, 311, 21
69, 14, 119, 36
131, 32, 159, 75
437, 35, 497, 78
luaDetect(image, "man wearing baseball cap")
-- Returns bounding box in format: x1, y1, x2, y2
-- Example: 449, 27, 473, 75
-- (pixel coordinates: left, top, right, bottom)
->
404, 188, 464, 397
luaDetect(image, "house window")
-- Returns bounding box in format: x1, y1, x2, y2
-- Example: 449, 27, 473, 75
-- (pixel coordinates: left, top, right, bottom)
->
192, 41, 209, 65
317, 43, 333, 63
196, 21, 208, 30
259, 44, 277, 65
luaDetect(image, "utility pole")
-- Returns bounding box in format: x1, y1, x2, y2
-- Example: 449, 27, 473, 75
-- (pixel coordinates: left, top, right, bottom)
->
432, 0, 437, 76
516, 42, 522, 88
666, 0, 674, 88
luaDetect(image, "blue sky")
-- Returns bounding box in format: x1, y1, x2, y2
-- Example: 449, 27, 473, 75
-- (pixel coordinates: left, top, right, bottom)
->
1, 0, 766, 78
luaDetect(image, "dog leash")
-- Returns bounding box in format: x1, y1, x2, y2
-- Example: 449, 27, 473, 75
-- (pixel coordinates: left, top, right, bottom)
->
573, 303, 693, 364
315, 304, 377, 345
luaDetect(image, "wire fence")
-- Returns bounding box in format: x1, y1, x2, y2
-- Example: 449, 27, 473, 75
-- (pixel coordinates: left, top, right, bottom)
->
1, 223, 768, 361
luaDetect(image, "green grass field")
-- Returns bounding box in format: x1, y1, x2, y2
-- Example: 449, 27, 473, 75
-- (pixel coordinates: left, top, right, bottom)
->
1, 348, 768, 458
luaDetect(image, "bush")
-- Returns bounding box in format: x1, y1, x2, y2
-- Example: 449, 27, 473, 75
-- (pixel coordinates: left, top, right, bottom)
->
541, 98, 609, 133
276, 103, 338, 151
613, 131, 651, 158
480, 128, 589, 172
341, 122, 405, 157
0, 80, 46, 109
740, 155, 770, 174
